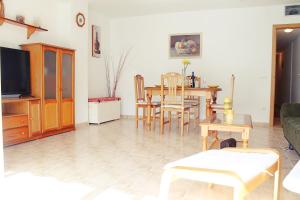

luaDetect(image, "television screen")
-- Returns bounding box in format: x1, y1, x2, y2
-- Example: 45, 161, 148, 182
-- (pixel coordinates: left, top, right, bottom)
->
0, 47, 31, 96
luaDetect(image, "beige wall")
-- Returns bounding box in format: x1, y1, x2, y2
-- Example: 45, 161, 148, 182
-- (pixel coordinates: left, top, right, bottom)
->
108, 5, 300, 123
0, 0, 89, 124
88, 10, 111, 98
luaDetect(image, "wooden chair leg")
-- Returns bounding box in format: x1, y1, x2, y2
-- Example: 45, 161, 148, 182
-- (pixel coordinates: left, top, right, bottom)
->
187, 111, 190, 133
168, 111, 172, 129
180, 110, 184, 136
152, 107, 156, 129
177, 112, 180, 127
136, 106, 139, 128
195, 106, 199, 126
143, 107, 146, 125
160, 110, 164, 134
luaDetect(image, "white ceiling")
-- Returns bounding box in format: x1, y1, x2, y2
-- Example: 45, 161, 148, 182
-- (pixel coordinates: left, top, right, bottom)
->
277, 29, 300, 51
88, 0, 300, 18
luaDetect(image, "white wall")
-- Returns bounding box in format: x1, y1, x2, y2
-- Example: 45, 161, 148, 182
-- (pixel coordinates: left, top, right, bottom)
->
109, 5, 300, 123
88, 10, 110, 98
70, 0, 89, 124
0, 0, 89, 124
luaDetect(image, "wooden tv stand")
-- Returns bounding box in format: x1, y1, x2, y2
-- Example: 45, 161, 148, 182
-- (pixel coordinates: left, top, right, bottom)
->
2, 97, 41, 146
2, 43, 76, 147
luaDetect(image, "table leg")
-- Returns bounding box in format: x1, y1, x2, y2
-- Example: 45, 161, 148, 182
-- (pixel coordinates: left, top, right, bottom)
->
242, 128, 250, 148
205, 98, 212, 118
273, 170, 279, 200
233, 186, 244, 200
201, 125, 209, 151
159, 170, 173, 200
202, 136, 208, 151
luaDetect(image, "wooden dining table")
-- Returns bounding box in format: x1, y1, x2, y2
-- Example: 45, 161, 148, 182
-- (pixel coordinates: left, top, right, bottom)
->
144, 86, 222, 126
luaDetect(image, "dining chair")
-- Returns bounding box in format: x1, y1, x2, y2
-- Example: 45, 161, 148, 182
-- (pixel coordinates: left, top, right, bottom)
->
160, 72, 190, 136
212, 74, 235, 111
134, 74, 160, 128
185, 75, 201, 122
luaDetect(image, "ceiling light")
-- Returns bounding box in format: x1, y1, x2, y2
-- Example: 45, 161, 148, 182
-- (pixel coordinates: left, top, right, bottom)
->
284, 29, 294, 33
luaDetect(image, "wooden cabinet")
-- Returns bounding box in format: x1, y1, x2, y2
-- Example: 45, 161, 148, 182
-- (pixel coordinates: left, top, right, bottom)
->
3, 127, 29, 145
21, 43, 75, 135
2, 43, 75, 147
43, 47, 60, 131
2, 98, 41, 146
29, 100, 41, 137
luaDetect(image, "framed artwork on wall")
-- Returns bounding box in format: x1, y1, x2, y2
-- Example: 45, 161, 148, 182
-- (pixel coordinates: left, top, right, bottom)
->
285, 5, 300, 16
92, 25, 101, 58
169, 33, 201, 58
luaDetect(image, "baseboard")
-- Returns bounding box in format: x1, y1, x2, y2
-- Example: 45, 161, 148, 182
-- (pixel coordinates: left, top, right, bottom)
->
252, 122, 271, 128
75, 122, 89, 128
121, 115, 135, 119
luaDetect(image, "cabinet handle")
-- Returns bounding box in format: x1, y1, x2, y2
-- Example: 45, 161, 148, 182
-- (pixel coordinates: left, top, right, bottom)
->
21, 132, 25, 135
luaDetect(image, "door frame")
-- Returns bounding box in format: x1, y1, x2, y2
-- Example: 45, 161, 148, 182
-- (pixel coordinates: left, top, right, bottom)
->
269, 23, 300, 126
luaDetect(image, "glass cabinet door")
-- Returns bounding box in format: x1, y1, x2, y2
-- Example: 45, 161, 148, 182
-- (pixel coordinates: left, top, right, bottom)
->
61, 53, 73, 99
44, 50, 57, 99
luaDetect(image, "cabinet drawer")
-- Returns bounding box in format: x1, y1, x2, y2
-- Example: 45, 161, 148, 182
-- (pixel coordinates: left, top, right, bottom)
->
3, 115, 28, 130
3, 127, 29, 144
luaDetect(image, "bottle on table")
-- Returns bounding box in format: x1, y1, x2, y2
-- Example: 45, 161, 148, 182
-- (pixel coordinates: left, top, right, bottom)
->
191, 72, 195, 88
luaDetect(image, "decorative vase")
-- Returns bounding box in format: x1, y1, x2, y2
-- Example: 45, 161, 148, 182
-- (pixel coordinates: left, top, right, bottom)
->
16, 15, 25, 23
223, 97, 232, 114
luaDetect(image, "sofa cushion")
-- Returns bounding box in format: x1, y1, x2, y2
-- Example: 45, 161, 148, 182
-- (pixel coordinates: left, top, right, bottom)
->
284, 117, 300, 135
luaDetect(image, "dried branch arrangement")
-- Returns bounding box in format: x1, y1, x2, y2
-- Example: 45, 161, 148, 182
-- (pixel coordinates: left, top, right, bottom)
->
104, 49, 131, 97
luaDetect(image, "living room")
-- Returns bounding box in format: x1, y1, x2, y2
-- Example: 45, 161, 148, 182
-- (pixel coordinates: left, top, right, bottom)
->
0, 0, 300, 199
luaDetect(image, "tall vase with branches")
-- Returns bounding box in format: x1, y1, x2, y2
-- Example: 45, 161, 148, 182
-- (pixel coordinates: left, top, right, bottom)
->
104, 49, 131, 97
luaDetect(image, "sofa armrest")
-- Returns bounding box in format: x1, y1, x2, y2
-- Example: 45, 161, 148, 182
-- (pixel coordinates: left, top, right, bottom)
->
280, 103, 300, 125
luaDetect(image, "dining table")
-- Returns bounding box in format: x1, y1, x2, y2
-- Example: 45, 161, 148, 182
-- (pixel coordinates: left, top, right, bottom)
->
144, 86, 222, 126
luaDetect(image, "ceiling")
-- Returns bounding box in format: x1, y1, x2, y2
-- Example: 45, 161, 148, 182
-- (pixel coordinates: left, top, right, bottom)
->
88, 0, 300, 18
277, 28, 300, 51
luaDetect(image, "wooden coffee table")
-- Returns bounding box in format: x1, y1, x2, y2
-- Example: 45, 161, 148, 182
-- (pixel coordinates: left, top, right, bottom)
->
199, 114, 253, 151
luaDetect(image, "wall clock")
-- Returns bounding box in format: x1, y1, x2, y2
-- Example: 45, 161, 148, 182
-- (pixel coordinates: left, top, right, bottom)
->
76, 12, 85, 27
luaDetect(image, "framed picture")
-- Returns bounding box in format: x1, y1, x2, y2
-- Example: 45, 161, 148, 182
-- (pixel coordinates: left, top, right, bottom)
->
169, 33, 201, 58
285, 5, 300, 16
92, 25, 101, 58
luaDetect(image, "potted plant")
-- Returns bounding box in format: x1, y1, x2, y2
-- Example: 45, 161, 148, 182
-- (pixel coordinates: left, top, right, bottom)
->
88, 49, 131, 124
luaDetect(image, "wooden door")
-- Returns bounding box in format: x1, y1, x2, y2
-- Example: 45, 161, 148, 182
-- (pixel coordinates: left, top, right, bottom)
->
60, 50, 75, 128
29, 100, 41, 137
43, 47, 60, 132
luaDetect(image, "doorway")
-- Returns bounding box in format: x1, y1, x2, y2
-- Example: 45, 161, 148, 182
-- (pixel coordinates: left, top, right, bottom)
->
270, 23, 300, 126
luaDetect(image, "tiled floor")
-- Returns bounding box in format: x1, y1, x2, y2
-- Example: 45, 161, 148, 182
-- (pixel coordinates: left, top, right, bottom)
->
3, 119, 300, 200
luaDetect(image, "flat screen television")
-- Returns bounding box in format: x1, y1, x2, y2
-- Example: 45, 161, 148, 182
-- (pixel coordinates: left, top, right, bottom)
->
0, 47, 31, 98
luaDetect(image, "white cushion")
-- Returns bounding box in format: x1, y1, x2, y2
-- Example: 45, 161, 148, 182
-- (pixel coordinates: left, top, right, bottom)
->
164, 150, 278, 184
283, 160, 300, 194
